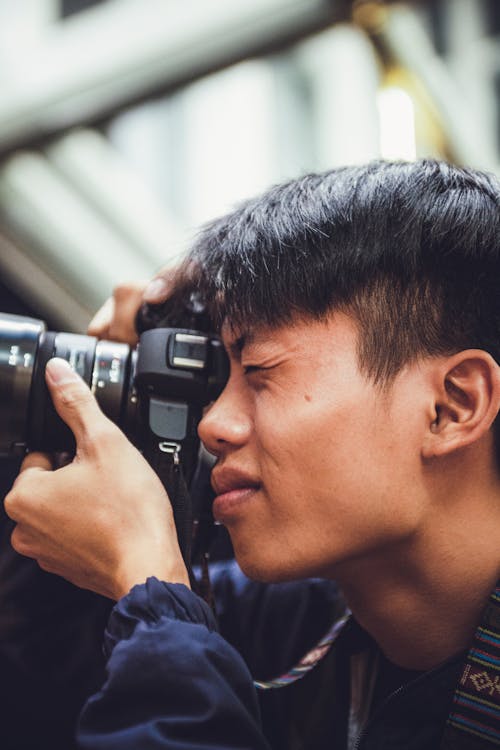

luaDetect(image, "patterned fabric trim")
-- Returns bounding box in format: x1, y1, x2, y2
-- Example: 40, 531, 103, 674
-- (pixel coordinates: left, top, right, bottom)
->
254, 611, 351, 690
446, 583, 500, 746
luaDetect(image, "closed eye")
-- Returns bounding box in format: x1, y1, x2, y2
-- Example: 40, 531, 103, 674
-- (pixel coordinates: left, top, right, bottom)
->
242, 363, 279, 376
243, 365, 264, 375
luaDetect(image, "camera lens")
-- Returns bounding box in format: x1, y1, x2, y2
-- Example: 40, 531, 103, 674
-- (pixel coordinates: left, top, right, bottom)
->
0, 314, 45, 455
0, 313, 131, 455
91, 340, 132, 426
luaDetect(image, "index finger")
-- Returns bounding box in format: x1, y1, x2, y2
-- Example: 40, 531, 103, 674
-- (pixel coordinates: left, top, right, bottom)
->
87, 296, 114, 338
143, 272, 173, 304
20, 452, 54, 472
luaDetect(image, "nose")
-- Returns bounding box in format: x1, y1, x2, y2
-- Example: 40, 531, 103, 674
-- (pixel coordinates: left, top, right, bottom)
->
198, 381, 251, 456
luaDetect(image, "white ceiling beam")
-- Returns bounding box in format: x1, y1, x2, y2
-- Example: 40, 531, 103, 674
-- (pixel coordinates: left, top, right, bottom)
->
0, 231, 94, 332
45, 128, 186, 267
0, 0, 339, 153
0, 150, 158, 315
374, 4, 499, 174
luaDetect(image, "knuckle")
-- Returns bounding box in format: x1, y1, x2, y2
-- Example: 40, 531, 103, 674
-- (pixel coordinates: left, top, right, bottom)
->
11, 526, 32, 557
4, 476, 42, 522
4, 485, 23, 519
37, 558, 55, 574
3, 492, 14, 518
113, 282, 139, 300
108, 320, 131, 340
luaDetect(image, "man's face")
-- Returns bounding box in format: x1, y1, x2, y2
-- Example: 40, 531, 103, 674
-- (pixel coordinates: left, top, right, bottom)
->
198, 312, 431, 582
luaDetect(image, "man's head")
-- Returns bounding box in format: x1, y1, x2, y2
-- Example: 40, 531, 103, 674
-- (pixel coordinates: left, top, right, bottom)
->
187, 160, 499, 385
187, 160, 500, 581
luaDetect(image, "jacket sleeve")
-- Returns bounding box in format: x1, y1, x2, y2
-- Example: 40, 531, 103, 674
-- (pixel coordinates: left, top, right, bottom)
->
77, 577, 271, 750
0, 467, 112, 750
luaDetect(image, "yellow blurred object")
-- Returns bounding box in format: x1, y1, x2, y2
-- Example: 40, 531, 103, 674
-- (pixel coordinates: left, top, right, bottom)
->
352, 0, 390, 33
380, 67, 450, 160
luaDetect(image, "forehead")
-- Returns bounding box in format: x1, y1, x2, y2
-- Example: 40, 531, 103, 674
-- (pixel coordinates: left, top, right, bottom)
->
221, 313, 360, 357
221, 319, 298, 353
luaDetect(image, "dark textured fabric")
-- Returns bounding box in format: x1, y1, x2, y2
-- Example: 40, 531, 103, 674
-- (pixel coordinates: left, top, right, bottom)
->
0, 463, 112, 750
76, 566, 470, 750
78, 577, 270, 750
359, 653, 464, 750
0, 476, 488, 750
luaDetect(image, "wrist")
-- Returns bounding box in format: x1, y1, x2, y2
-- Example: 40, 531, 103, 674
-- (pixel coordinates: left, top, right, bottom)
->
113, 559, 190, 600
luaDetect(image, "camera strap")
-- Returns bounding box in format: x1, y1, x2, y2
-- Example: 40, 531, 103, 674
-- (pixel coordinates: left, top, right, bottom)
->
144, 440, 218, 607
253, 581, 500, 749
146, 441, 193, 571
441, 580, 500, 748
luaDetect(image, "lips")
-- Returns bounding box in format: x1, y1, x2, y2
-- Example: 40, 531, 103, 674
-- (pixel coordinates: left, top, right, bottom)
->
211, 466, 261, 496
211, 466, 261, 522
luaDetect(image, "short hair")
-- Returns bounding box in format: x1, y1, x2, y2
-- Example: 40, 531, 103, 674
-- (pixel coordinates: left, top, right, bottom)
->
175, 160, 500, 457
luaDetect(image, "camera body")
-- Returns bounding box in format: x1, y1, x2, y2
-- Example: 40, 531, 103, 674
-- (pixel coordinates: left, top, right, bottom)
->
0, 313, 228, 486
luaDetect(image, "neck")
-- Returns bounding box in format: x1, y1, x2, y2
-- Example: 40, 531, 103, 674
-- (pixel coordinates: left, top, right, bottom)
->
335, 471, 500, 671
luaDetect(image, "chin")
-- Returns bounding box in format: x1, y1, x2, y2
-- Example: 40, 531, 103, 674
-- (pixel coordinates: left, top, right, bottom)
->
234, 546, 316, 584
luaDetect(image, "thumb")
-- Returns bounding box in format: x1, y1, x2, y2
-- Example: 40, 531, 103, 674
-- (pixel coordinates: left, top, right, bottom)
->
45, 358, 111, 450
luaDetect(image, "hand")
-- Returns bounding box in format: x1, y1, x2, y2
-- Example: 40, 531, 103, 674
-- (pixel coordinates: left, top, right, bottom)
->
87, 270, 174, 345
4, 358, 189, 600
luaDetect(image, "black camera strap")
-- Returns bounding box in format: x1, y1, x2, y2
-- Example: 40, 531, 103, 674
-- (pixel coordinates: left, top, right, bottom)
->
143, 437, 218, 608
144, 439, 217, 604
146, 441, 193, 572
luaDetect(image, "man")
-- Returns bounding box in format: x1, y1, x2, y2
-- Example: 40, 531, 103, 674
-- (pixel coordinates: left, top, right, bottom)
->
4, 159, 500, 749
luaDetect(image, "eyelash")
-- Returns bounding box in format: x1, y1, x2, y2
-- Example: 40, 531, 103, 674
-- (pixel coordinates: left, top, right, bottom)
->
243, 365, 262, 375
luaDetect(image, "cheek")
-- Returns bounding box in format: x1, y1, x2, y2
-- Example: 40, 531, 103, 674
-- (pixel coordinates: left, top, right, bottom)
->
254, 389, 414, 517
254, 393, 369, 498
233, 377, 427, 578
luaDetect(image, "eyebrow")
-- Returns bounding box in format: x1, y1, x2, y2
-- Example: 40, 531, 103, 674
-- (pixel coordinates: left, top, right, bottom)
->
227, 330, 255, 358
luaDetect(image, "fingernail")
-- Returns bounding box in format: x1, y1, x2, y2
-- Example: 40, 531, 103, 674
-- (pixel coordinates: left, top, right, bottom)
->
46, 358, 80, 384
143, 277, 169, 302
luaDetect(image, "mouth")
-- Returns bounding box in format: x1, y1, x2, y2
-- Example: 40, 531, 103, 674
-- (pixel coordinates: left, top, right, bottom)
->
211, 468, 261, 522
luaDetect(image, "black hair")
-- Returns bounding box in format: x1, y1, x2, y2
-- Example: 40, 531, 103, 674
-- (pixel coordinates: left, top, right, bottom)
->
176, 160, 499, 457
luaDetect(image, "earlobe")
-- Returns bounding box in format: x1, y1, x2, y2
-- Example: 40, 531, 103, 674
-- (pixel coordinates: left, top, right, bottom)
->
421, 351, 500, 460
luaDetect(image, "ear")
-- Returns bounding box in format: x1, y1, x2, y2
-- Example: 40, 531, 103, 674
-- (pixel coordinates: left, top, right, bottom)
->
421, 350, 500, 459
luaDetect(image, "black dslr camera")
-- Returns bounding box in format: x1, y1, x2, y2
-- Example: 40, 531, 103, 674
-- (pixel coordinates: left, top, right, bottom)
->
0, 308, 229, 565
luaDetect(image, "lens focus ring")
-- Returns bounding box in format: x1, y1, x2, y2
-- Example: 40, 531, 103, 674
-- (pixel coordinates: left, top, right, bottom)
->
91, 340, 131, 426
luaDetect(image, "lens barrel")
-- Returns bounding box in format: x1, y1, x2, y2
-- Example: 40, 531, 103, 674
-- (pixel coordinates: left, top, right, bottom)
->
0, 313, 131, 455
0, 314, 45, 455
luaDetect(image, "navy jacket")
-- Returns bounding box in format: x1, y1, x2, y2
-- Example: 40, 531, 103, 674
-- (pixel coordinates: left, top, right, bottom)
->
76, 563, 464, 750
0, 468, 464, 750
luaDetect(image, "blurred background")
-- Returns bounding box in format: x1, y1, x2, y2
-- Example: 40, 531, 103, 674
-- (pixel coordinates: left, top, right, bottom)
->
0, 0, 498, 331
